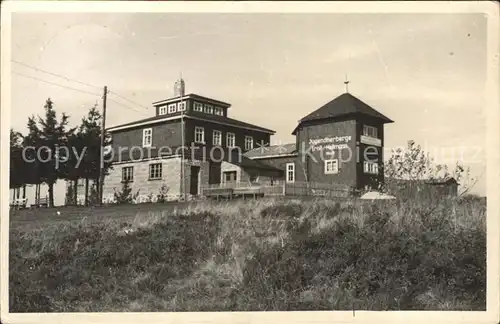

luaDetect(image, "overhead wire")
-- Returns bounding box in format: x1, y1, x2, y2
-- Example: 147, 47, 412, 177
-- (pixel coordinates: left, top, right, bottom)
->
11, 59, 150, 112
12, 71, 102, 97
11, 59, 102, 90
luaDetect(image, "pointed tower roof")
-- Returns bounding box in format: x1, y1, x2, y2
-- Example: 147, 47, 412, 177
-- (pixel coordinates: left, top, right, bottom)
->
291, 92, 393, 135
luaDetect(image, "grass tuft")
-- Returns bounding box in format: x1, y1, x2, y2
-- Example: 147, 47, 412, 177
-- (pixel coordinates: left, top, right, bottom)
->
10, 195, 486, 311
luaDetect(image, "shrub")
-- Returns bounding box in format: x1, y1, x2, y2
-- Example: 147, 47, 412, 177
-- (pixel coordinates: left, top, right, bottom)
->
113, 179, 140, 204
156, 184, 170, 203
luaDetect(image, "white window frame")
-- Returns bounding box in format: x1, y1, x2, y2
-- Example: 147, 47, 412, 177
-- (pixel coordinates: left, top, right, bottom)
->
324, 159, 339, 174
249, 173, 260, 183
194, 126, 205, 144
213, 130, 222, 146
122, 166, 134, 182
226, 132, 236, 148
168, 103, 177, 113
177, 102, 186, 112
363, 125, 378, 138
364, 161, 379, 175
286, 163, 295, 183
142, 128, 152, 147
193, 102, 203, 112
159, 105, 167, 115
149, 163, 162, 180
204, 104, 213, 114
214, 107, 223, 116
244, 136, 254, 150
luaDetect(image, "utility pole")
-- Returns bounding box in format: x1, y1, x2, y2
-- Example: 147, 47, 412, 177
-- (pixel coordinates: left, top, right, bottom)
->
99, 86, 108, 206
180, 93, 186, 201
177, 73, 187, 202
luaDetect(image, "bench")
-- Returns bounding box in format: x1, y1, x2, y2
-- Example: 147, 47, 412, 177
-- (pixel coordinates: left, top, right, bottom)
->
10, 198, 28, 210
30, 197, 49, 208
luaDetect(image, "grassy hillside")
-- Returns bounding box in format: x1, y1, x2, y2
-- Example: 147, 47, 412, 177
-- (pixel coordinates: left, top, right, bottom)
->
9, 196, 486, 312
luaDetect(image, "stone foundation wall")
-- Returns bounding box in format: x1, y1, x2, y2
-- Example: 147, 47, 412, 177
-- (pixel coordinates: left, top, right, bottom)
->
102, 157, 182, 203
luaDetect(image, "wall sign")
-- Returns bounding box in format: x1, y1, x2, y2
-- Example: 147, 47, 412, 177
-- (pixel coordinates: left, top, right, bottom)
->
360, 135, 381, 147
309, 136, 351, 152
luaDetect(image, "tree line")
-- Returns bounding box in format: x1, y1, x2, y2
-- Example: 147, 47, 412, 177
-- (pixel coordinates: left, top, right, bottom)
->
10, 98, 112, 208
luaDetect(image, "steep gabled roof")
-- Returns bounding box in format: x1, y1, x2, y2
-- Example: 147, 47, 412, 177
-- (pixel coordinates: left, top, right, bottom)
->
292, 93, 393, 134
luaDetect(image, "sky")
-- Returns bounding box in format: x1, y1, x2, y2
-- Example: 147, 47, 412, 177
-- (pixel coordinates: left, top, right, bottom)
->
10, 12, 488, 202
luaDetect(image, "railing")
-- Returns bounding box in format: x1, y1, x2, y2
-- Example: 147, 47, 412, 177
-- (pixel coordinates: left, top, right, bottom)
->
201, 181, 353, 198
283, 181, 353, 198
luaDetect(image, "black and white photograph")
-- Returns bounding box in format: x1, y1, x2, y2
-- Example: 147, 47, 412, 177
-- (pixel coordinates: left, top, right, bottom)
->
1, 1, 499, 323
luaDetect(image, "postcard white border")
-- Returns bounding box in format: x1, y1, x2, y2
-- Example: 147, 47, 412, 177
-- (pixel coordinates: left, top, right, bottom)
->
1, 1, 499, 324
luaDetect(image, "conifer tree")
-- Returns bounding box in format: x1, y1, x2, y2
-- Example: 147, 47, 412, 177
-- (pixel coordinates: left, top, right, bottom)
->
34, 98, 76, 207
77, 104, 113, 205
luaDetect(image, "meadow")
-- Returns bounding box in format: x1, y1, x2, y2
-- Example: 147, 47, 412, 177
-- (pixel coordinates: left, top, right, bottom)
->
9, 195, 486, 312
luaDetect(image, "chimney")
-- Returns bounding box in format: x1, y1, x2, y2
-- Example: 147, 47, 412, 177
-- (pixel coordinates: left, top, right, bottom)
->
174, 77, 185, 97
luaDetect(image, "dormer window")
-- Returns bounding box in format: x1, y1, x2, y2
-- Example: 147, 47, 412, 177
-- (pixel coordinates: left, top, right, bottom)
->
214, 107, 223, 116
363, 125, 378, 138
159, 105, 167, 115
168, 104, 177, 113
204, 104, 213, 114
194, 102, 203, 112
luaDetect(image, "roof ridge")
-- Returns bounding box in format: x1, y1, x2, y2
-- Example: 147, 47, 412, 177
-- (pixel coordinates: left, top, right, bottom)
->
292, 92, 393, 135
108, 112, 276, 133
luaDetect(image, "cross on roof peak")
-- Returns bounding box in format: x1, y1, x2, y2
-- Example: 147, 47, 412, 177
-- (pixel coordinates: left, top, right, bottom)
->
344, 74, 350, 93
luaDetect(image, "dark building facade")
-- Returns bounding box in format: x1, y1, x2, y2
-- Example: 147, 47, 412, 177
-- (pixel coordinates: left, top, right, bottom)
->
102, 79, 283, 202
102, 79, 394, 202
244, 92, 394, 192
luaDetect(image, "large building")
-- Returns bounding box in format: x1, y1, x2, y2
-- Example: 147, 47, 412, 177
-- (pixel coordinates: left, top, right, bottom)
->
101, 79, 394, 202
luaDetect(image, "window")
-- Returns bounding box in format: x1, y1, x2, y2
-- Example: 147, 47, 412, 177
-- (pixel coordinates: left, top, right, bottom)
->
226, 132, 236, 148
214, 107, 223, 116
159, 105, 167, 115
194, 126, 205, 143
168, 103, 177, 113
194, 102, 203, 112
178, 102, 186, 112
143, 128, 152, 147
122, 166, 134, 182
245, 136, 254, 150
324, 159, 339, 174
223, 171, 237, 183
149, 163, 162, 180
364, 161, 379, 175
363, 125, 378, 138
286, 163, 295, 183
204, 104, 213, 114
249, 173, 259, 183
213, 130, 222, 146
